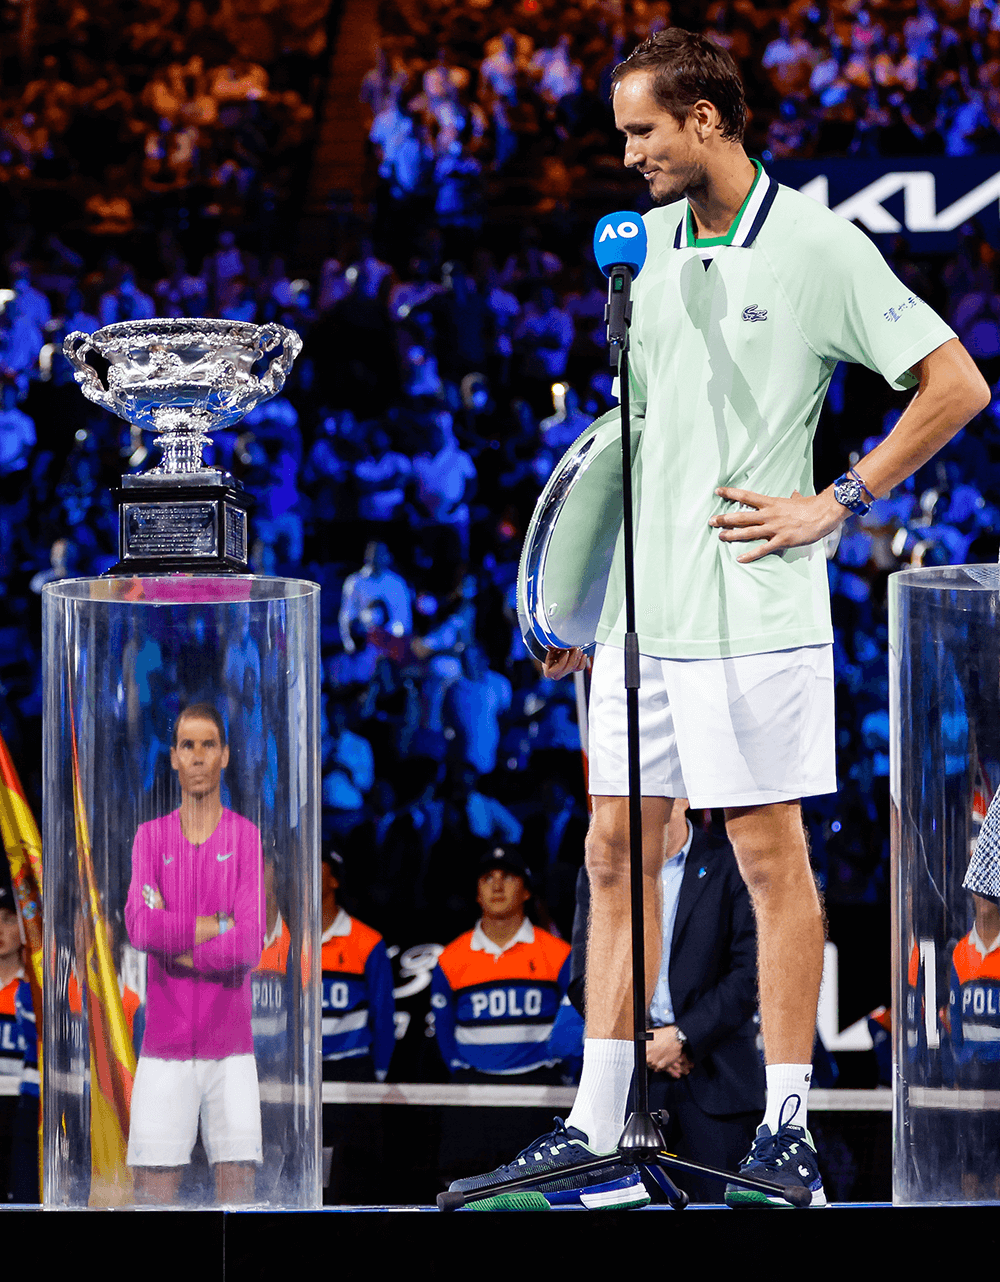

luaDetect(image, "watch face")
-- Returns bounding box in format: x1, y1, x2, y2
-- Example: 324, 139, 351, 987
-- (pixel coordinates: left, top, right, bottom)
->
835, 478, 865, 512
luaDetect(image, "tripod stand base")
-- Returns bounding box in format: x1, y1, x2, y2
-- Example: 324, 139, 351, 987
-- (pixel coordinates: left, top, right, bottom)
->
643, 1113, 812, 1208
619, 1109, 667, 1160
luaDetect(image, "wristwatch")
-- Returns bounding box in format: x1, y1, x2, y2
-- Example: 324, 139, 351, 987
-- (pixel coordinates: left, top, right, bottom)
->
833, 472, 871, 517
674, 1027, 688, 1049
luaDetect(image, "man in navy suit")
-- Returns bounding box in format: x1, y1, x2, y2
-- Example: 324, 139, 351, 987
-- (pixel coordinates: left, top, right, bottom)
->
570, 799, 763, 1202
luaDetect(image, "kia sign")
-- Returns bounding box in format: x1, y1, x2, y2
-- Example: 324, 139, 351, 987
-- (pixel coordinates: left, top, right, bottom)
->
769, 156, 1000, 251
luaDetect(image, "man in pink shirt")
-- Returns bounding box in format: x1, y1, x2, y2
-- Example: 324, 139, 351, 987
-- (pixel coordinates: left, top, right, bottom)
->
125, 704, 265, 1204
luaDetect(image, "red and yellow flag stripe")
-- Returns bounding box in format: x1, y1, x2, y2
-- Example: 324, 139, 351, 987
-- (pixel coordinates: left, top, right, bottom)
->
68, 705, 137, 1205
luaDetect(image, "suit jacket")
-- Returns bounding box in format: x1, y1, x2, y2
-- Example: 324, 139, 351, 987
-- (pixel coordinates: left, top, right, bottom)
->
571, 825, 764, 1117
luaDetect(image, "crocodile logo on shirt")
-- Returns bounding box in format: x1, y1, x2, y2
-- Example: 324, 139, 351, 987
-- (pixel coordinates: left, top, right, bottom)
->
742, 304, 768, 322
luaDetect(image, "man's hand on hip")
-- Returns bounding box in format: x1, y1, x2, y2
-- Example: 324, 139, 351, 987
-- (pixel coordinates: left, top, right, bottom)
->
710, 486, 845, 563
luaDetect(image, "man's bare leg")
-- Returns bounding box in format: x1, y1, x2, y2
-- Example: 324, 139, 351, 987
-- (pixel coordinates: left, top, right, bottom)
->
725, 800, 823, 1130
215, 1161, 255, 1204
565, 794, 674, 1151
585, 795, 675, 1036
133, 1166, 183, 1205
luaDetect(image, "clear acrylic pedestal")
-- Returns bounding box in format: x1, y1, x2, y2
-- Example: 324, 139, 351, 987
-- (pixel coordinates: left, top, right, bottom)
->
890, 565, 1000, 1204
42, 575, 320, 1208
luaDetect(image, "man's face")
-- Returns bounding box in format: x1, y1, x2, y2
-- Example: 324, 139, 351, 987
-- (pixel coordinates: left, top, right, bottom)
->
0, 907, 21, 962
170, 715, 229, 801
321, 862, 340, 906
613, 70, 706, 206
477, 869, 529, 921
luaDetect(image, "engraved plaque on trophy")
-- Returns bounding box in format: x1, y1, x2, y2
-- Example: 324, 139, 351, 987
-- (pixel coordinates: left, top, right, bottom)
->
63, 318, 301, 573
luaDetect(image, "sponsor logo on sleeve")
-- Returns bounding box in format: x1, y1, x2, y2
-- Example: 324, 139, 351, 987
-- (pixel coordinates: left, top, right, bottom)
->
884, 296, 921, 323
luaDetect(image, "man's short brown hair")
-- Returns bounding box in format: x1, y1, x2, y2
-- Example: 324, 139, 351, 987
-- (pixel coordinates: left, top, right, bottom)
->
611, 28, 747, 144
172, 703, 227, 748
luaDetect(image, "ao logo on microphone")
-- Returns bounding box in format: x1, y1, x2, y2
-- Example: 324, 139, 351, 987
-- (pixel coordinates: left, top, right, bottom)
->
593, 210, 648, 277
598, 219, 641, 241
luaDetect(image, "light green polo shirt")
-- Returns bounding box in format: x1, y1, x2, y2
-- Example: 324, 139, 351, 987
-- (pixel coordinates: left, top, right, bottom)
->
596, 166, 956, 658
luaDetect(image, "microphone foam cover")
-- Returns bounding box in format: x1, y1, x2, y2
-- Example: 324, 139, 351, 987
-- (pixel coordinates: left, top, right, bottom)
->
593, 212, 648, 276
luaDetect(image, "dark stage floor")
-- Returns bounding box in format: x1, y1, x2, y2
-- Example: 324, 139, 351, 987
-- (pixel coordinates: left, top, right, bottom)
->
4, 1198, 999, 1276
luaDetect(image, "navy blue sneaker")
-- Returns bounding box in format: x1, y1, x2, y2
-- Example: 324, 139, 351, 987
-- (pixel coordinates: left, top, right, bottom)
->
725, 1121, 827, 1208
448, 1118, 650, 1210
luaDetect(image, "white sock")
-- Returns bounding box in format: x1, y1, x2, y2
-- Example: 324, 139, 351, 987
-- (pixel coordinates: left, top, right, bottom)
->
762, 1063, 812, 1133
566, 1038, 634, 1152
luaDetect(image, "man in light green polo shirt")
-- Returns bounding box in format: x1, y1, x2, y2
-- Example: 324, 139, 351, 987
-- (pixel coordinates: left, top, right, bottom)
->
451, 28, 990, 1210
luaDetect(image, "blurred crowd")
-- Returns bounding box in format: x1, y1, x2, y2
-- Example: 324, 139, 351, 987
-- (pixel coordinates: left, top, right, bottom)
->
0, 0, 329, 284
2, 0, 1000, 1010
755, 0, 1000, 160
365, 0, 1000, 239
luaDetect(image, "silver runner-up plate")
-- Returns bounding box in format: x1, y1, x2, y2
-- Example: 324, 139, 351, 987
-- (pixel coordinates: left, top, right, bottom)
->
517, 408, 640, 662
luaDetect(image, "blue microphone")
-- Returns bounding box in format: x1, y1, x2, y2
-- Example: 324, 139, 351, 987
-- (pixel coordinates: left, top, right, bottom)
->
593, 211, 648, 276
593, 212, 647, 361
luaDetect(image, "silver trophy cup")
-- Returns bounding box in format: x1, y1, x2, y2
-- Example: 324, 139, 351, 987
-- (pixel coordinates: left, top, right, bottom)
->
64, 318, 302, 571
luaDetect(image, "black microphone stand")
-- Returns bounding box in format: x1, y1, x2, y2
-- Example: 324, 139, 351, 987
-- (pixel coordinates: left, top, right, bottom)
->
605, 266, 675, 1176
438, 261, 809, 1213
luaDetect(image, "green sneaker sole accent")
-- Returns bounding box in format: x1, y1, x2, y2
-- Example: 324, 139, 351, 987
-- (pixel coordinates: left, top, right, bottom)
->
468, 1191, 552, 1210
579, 1186, 651, 1210
725, 1189, 791, 1208
593, 1194, 651, 1211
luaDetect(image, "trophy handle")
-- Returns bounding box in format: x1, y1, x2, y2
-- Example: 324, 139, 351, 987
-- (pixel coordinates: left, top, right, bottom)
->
254, 325, 303, 398
63, 331, 116, 409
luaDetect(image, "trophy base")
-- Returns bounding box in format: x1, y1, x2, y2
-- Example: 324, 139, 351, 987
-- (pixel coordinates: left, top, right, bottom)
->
113, 474, 253, 573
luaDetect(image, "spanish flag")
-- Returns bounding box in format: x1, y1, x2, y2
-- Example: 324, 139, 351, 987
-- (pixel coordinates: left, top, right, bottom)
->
68, 711, 137, 1206
0, 732, 43, 1200
0, 733, 42, 992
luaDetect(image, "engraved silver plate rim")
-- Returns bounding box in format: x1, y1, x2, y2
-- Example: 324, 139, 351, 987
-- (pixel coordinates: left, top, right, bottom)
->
522, 434, 599, 648
517, 414, 636, 654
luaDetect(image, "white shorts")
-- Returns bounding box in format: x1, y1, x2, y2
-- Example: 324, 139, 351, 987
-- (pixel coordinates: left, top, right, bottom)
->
127, 1054, 262, 1168
588, 642, 836, 809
